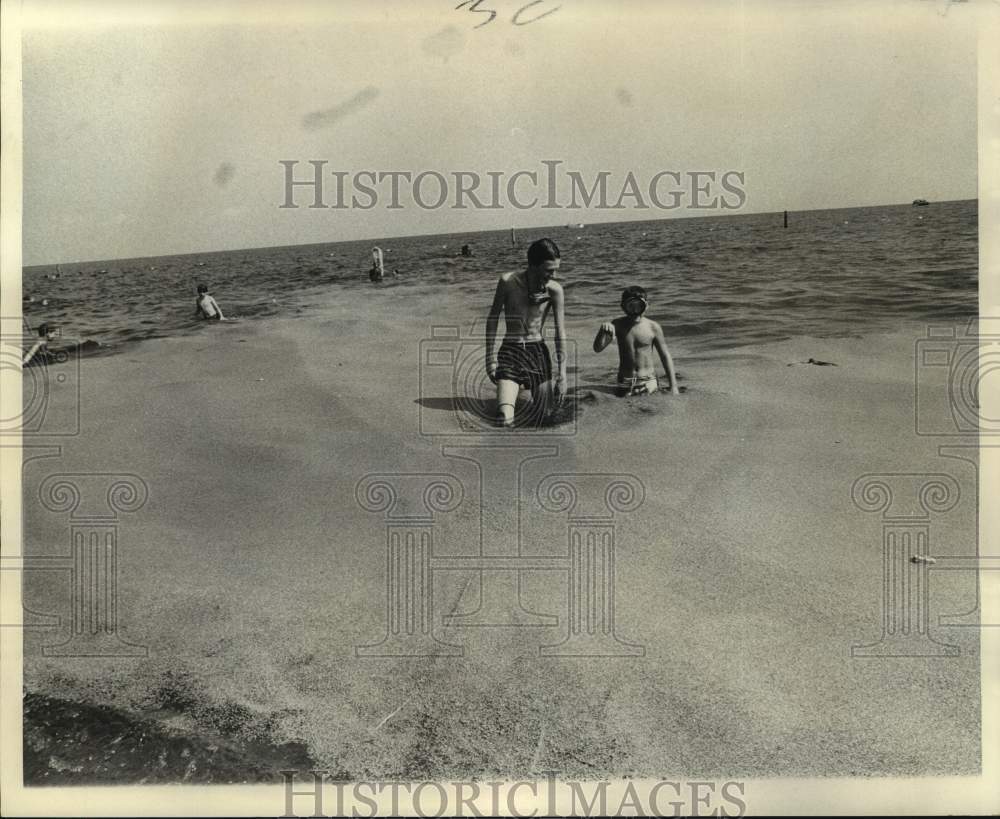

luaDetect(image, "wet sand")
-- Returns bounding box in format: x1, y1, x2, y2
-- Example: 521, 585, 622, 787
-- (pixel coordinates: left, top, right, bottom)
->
21, 289, 980, 781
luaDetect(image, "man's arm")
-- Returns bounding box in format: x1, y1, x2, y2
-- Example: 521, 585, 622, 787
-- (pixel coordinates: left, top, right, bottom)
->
550, 283, 568, 398
485, 278, 505, 381
652, 324, 680, 396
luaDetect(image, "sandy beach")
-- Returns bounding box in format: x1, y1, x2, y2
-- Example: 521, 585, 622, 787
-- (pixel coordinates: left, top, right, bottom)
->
21, 286, 980, 782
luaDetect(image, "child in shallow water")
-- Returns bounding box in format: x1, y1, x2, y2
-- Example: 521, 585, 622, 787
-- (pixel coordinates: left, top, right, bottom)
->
593, 286, 679, 396
22, 322, 57, 367
195, 284, 225, 321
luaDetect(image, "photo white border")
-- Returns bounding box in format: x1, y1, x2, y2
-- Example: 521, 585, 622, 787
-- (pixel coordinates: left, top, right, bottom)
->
1, 1, 997, 815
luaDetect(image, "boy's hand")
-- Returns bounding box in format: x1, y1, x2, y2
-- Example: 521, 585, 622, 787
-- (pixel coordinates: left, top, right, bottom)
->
593, 322, 615, 353
486, 360, 498, 384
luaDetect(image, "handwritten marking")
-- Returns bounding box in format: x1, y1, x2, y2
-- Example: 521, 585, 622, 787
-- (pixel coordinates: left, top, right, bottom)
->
512, 0, 561, 25
454, 0, 562, 29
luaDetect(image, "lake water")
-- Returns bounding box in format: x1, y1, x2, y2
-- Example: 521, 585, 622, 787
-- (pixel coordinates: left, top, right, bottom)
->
22, 200, 977, 355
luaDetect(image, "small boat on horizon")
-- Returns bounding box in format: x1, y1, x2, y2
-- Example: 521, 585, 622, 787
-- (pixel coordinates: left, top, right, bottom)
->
912, 199, 930, 206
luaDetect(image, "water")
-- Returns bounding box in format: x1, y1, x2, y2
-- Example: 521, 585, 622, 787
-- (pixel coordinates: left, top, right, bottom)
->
22, 200, 977, 355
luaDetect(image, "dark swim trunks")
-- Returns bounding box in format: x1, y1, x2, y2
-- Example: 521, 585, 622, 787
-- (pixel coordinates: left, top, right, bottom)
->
495, 339, 552, 391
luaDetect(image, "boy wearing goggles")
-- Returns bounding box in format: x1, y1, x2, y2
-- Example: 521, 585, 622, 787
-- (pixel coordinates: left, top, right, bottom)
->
593, 286, 679, 397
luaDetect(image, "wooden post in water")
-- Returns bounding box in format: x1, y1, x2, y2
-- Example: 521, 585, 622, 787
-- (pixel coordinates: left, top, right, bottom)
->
783, 210, 788, 228
511, 226, 516, 246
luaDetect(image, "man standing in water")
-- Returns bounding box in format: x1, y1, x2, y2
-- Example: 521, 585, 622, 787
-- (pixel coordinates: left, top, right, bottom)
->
485, 238, 567, 427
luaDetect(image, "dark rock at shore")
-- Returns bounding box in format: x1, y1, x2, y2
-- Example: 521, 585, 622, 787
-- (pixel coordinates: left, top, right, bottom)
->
23, 692, 315, 785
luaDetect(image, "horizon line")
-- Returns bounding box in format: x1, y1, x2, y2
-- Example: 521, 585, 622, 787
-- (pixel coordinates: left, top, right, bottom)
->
22, 197, 977, 269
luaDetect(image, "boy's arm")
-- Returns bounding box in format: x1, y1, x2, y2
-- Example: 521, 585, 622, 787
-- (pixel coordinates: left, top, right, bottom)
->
593, 321, 615, 352
211, 297, 225, 320
550, 283, 568, 398
485, 278, 505, 381
652, 324, 680, 396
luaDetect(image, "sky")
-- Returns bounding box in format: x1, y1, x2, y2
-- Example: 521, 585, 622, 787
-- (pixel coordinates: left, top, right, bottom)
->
18, 0, 980, 265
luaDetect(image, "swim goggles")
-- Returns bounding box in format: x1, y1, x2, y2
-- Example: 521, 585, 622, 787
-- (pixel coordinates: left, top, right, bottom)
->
622, 295, 647, 316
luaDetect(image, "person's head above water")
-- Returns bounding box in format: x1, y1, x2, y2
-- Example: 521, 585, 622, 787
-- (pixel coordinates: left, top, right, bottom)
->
197, 284, 209, 295
621, 285, 648, 317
